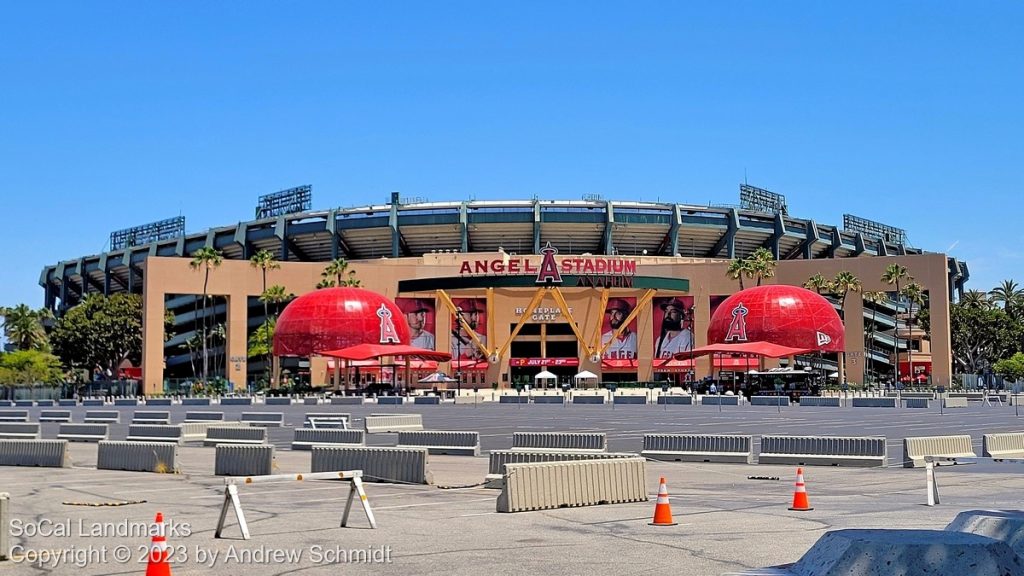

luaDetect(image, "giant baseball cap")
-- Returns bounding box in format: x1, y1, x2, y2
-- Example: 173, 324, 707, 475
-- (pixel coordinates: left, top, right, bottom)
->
606, 298, 633, 313
399, 298, 432, 314
659, 298, 688, 311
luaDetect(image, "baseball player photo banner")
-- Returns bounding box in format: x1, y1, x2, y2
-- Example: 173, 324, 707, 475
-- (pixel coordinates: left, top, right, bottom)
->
451, 298, 488, 361
396, 297, 437, 350
652, 296, 695, 360
600, 297, 638, 360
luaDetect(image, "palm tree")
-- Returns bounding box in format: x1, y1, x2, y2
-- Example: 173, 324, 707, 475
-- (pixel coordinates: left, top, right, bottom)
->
726, 258, 752, 290
961, 289, 991, 310
804, 274, 834, 296
250, 250, 280, 383
881, 264, 911, 385
190, 247, 223, 384
0, 304, 52, 351
747, 247, 776, 286
989, 280, 1024, 318
321, 258, 361, 287
832, 271, 862, 320
862, 291, 886, 385
902, 282, 925, 385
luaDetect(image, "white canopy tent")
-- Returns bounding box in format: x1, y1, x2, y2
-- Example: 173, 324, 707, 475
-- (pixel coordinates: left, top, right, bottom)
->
534, 370, 557, 382
573, 370, 599, 389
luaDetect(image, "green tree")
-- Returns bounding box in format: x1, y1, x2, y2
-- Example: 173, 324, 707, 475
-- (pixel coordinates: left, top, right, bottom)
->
902, 281, 925, 382
250, 248, 280, 383
950, 304, 1021, 374
0, 304, 53, 351
993, 352, 1024, 382
961, 289, 992, 310
189, 247, 223, 383
747, 247, 776, 286
862, 291, 886, 385
882, 264, 911, 383
248, 318, 276, 359
320, 258, 361, 288
726, 258, 752, 290
989, 279, 1024, 318
832, 271, 861, 319
50, 294, 149, 375
803, 274, 834, 296
0, 349, 65, 387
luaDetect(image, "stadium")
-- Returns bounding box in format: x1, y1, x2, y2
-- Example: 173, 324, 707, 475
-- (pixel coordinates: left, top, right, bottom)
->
38, 185, 969, 395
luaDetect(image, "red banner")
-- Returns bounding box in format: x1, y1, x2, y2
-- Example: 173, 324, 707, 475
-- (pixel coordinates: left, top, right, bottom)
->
509, 358, 580, 367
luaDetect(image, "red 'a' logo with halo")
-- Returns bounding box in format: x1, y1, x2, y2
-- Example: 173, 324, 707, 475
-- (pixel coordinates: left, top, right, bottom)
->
535, 242, 563, 284
724, 303, 749, 342
377, 303, 400, 344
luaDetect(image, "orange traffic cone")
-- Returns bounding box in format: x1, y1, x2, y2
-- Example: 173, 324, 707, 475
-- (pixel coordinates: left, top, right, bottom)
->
146, 512, 172, 576
788, 468, 813, 511
649, 476, 678, 526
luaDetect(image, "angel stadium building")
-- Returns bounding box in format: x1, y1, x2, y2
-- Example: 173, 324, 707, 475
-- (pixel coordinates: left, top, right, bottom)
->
39, 186, 969, 395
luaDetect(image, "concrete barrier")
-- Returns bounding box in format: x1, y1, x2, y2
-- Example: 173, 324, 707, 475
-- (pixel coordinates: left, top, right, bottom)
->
454, 396, 483, 405
215, 444, 274, 476
496, 457, 647, 513
184, 411, 225, 423
946, 510, 1024, 559
292, 428, 366, 450
58, 399, 77, 407
311, 446, 433, 484
14, 400, 33, 407
82, 399, 105, 406
701, 395, 739, 406
145, 398, 172, 406
613, 395, 646, 405
203, 426, 266, 447
0, 411, 29, 423
331, 397, 364, 405
376, 396, 404, 405
904, 398, 930, 408
0, 439, 69, 467
751, 396, 790, 406
413, 396, 441, 405
126, 424, 183, 444
0, 423, 41, 440
656, 395, 693, 405
397, 431, 481, 456
759, 435, 887, 467
573, 395, 606, 405
943, 396, 969, 408
34, 400, 53, 406
532, 395, 564, 404
303, 397, 320, 405
97, 441, 177, 473
132, 411, 171, 425
498, 395, 529, 404
798, 396, 841, 407
57, 423, 109, 442
182, 398, 212, 406
851, 397, 897, 408
39, 410, 73, 423
0, 492, 7, 560
641, 434, 752, 464
364, 414, 423, 433
84, 410, 119, 424
512, 432, 606, 452
180, 422, 221, 442
240, 412, 284, 427
903, 435, 975, 468
982, 433, 1024, 459
901, 392, 936, 400
0, 400, 11, 407
486, 450, 638, 478
113, 399, 139, 406
220, 397, 253, 406
265, 397, 292, 406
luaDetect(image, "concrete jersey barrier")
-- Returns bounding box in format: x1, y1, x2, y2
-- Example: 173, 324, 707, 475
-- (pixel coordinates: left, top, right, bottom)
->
39, 410, 72, 422
532, 395, 564, 405
364, 414, 424, 433
220, 397, 253, 406
126, 425, 183, 444
0, 423, 41, 440
487, 450, 639, 476
180, 422, 221, 442
751, 396, 790, 406
701, 395, 739, 406
396, 431, 481, 456
943, 397, 969, 408
613, 395, 647, 405
759, 435, 887, 467
903, 435, 976, 468
641, 434, 752, 464
0, 411, 29, 423
182, 398, 212, 406
132, 411, 171, 425
798, 396, 841, 407
84, 411, 119, 424
983, 432, 1024, 459
291, 428, 365, 450
512, 432, 606, 452
413, 396, 441, 405
311, 446, 433, 484
572, 395, 606, 405
203, 426, 266, 447
498, 395, 529, 404
496, 457, 647, 513
330, 397, 364, 405
57, 424, 109, 442
265, 397, 292, 406
97, 441, 177, 473
851, 397, 897, 408
215, 444, 275, 476
0, 439, 69, 467
184, 412, 225, 422
240, 412, 284, 427
904, 398, 930, 408
657, 395, 693, 405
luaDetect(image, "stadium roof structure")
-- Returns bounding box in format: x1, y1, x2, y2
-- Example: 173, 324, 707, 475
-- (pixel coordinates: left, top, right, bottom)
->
39, 197, 970, 311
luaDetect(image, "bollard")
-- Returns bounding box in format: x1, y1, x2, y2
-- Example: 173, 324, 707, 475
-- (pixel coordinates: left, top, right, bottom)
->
0, 492, 8, 561
925, 460, 940, 506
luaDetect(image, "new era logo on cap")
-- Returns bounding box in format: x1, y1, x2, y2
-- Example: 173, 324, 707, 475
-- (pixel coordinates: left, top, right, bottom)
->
816, 331, 832, 346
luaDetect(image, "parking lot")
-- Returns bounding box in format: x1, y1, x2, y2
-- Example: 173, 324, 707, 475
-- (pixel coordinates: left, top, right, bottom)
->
2, 401, 1023, 575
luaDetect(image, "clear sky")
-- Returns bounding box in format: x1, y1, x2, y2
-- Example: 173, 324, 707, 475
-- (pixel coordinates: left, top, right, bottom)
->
2, 2, 1021, 312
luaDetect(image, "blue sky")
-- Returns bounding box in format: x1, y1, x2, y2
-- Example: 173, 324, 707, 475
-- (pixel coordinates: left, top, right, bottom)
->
1, 2, 1021, 312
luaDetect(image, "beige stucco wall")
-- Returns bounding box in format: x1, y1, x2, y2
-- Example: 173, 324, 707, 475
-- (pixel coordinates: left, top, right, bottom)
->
141, 252, 951, 394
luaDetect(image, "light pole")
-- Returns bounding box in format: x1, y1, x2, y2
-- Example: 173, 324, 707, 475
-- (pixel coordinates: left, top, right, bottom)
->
688, 303, 696, 391
455, 309, 464, 397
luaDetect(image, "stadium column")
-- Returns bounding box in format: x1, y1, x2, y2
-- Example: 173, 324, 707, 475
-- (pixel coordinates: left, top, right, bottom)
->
843, 294, 865, 386
226, 293, 248, 391
141, 260, 166, 395
923, 257, 953, 388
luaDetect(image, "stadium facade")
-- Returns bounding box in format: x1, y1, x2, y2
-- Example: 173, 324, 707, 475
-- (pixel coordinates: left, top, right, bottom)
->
39, 190, 969, 395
